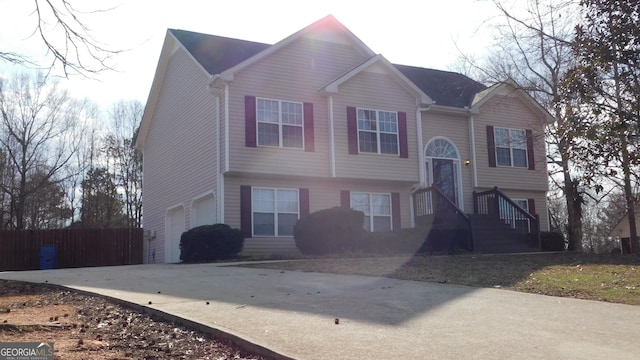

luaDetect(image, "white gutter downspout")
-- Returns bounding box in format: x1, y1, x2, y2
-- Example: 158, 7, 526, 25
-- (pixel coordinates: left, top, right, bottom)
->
216, 95, 225, 223
224, 83, 230, 173
329, 95, 336, 177
469, 114, 478, 188
413, 105, 431, 228
416, 107, 426, 186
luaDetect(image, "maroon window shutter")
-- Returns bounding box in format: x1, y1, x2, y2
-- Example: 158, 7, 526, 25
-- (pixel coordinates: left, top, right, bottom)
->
391, 192, 401, 230
299, 188, 310, 218
245, 96, 257, 147
303, 103, 314, 152
527, 198, 536, 216
398, 112, 408, 158
347, 106, 358, 154
526, 129, 535, 170
240, 185, 252, 238
340, 190, 351, 208
487, 125, 496, 168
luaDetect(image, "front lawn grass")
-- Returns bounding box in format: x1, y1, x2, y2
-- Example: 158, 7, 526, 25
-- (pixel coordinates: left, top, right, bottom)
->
241, 252, 640, 305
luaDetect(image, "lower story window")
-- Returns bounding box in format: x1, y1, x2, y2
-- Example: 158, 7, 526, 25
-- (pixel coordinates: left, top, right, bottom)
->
252, 188, 299, 236
351, 192, 392, 232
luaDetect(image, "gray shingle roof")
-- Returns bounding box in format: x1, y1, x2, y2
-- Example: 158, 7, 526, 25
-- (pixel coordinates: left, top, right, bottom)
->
170, 29, 270, 75
171, 29, 486, 109
394, 64, 487, 108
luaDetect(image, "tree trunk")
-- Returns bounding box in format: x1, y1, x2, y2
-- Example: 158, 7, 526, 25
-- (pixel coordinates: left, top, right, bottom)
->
557, 104, 583, 251
621, 144, 639, 253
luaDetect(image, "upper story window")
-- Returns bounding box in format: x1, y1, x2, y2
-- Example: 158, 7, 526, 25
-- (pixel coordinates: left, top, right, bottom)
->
257, 98, 304, 149
357, 108, 399, 155
494, 127, 528, 168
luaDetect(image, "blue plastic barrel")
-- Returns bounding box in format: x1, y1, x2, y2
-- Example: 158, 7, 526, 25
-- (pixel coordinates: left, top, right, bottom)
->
39, 246, 57, 270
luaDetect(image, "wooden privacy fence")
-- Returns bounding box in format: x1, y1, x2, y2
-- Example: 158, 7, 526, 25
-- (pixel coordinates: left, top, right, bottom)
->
0, 228, 143, 271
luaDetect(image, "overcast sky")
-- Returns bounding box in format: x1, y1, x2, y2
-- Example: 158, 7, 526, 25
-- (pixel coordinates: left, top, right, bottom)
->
0, 0, 496, 111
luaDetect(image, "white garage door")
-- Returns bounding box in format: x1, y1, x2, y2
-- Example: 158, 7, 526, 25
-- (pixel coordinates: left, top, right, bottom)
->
166, 206, 185, 263
193, 194, 216, 227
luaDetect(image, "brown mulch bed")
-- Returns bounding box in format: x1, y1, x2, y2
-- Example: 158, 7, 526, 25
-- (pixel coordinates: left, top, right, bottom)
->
0, 279, 269, 360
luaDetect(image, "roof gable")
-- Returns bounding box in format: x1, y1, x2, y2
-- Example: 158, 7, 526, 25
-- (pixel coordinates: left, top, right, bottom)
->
211, 15, 375, 86
321, 54, 433, 106
471, 79, 555, 122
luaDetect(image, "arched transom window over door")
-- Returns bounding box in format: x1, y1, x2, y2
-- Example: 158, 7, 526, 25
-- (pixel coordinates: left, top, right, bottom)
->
425, 138, 462, 207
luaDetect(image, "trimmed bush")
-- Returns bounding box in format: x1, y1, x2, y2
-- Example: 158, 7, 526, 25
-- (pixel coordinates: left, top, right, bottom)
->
540, 231, 565, 251
179, 224, 244, 262
294, 207, 365, 255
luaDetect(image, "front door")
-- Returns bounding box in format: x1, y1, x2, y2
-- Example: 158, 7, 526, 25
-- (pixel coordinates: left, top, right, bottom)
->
432, 158, 456, 204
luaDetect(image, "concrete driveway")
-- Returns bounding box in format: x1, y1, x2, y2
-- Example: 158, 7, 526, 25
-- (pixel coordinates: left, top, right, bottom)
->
1, 262, 639, 360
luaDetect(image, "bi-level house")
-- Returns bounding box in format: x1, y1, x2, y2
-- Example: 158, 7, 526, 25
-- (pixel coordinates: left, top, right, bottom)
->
135, 15, 553, 263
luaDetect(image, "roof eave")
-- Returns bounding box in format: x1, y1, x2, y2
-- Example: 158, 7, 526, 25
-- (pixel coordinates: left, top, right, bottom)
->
209, 72, 234, 89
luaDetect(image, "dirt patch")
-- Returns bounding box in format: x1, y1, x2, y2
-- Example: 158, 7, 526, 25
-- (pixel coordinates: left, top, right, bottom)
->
0, 279, 269, 360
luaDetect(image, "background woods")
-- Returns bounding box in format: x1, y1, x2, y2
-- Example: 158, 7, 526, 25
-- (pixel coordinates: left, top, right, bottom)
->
0, 72, 143, 230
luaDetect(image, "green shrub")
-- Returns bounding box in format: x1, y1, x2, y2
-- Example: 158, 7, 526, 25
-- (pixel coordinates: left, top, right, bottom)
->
540, 231, 565, 252
179, 224, 244, 262
293, 207, 365, 255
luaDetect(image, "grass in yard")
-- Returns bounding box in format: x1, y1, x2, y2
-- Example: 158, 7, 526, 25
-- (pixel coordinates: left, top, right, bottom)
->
241, 252, 640, 305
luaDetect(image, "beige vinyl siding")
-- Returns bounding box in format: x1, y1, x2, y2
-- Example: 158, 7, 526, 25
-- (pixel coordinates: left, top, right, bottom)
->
142, 48, 219, 263
224, 174, 414, 254
611, 215, 640, 239
421, 111, 474, 212
226, 37, 368, 177
474, 95, 548, 191
332, 71, 420, 182
474, 188, 550, 231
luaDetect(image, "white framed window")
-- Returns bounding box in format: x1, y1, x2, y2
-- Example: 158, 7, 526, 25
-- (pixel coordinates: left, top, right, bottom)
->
252, 187, 299, 236
357, 108, 399, 155
257, 98, 304, 149
350, 192, 392, 232
494, 127, 528, 168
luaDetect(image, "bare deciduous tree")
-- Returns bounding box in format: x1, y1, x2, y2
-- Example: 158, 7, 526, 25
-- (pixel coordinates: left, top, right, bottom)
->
455, 0, 586, 250
104, 100, 143, 228
1, 0, 119, 77
0, 72, 89, 229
